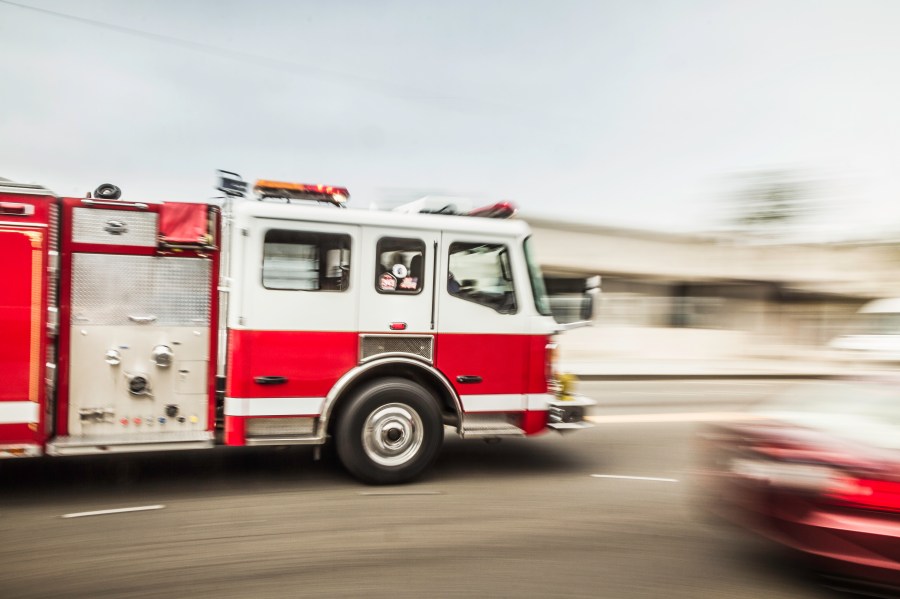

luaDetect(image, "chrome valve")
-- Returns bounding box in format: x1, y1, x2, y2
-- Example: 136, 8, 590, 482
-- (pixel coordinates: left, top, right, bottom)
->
104, 349, 121, 366
152, 345, 173, 368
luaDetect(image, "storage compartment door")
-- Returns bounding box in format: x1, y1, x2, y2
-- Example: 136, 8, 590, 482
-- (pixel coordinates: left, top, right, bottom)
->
0, 225, 46, 446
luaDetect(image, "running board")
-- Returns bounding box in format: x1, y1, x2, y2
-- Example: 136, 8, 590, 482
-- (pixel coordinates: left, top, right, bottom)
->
245, 435, 324, 446
47, 431, 214, 456
460, 416, 525, 439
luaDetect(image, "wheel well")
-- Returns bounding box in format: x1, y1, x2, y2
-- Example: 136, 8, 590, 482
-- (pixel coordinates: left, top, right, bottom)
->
326, 362, 459, 439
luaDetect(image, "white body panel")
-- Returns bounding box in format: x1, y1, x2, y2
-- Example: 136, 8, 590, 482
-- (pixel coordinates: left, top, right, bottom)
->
233, 216, 361, 332
68, 325, 210, 435
229, 200, 535, 335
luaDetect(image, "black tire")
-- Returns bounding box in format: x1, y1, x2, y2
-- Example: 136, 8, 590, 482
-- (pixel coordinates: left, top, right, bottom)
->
335, 378, 443, 485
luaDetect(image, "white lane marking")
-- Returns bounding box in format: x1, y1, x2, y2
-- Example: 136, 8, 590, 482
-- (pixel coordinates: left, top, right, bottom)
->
359, 491, 442, 496
591, 475, 678, 482
61, 505, 165, 519
597, 390, 763, 397
587, 412, 765, 424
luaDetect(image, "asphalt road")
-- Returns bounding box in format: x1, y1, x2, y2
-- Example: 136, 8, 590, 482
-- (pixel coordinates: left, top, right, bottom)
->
0, 381, 846, 598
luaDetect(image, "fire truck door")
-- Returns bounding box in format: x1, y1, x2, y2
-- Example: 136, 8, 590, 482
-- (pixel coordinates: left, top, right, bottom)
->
358, 228, 440, 336
226, 220, 361, 405
435, 233, 530, 413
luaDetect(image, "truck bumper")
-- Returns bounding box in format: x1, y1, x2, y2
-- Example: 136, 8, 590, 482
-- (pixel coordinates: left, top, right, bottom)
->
547, 396, 595, 432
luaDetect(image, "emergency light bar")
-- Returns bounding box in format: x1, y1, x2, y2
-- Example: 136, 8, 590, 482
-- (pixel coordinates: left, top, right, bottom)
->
254, 179, 349, 207
393, 197, 517, 219
468, 201, 517, 219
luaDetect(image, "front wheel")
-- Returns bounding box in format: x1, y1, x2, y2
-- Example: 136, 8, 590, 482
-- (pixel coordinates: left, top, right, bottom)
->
336, 378, 443, 485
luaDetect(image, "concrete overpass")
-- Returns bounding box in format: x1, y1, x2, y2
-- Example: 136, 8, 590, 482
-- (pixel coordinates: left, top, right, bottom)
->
525, 215, 900, 361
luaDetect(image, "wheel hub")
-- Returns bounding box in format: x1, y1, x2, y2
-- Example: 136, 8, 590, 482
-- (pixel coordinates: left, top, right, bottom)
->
384, 426, 403, 444
362, 403, 424, 467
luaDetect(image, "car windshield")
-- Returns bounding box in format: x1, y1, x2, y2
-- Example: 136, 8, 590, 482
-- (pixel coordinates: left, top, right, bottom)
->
854, 312, 900, 335
757, 380, 900, 450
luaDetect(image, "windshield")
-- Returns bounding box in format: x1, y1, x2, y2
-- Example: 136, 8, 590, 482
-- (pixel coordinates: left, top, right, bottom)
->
757, 380, 900, 449
523, 237, 552, 316
853, 313, 900, 335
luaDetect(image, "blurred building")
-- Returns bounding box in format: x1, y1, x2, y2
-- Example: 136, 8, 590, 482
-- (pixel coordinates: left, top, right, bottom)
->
528, 216, 900, 361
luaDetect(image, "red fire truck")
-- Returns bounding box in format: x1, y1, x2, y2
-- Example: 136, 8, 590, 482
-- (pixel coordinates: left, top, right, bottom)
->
0, 172, 593, 484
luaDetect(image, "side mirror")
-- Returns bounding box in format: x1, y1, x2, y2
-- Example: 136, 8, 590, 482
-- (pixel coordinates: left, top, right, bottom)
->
580, 293, 595, 322
582, 276, 601, 321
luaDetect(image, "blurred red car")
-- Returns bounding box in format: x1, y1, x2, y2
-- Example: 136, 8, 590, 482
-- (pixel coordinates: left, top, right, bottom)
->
695, 380, 900, 593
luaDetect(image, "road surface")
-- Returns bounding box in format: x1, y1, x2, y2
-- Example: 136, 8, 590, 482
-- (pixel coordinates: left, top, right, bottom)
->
0, 381, 844, 598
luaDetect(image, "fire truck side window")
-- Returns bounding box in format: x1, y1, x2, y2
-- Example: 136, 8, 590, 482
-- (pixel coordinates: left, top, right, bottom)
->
447, 242, 517, 314
262, 229, 351, 291
375, 237, 425, 294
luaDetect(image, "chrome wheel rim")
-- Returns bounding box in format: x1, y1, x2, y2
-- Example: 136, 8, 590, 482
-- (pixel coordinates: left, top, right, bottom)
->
362, 403, 424, 467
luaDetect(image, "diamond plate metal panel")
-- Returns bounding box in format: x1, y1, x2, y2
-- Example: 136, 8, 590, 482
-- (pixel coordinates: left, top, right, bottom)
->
360, 335, 433, 362
246, 417, 315, 437
71, 254, 211, 326
72, 207, 158, 246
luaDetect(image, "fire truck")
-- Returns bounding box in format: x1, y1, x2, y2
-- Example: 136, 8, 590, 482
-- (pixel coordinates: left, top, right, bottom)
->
0, 172, 593, 484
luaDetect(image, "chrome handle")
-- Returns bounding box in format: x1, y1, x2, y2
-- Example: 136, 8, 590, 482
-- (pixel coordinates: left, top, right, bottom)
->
82, 199, 149, 209
128, 315, 157, 324
255, 376, 288, 385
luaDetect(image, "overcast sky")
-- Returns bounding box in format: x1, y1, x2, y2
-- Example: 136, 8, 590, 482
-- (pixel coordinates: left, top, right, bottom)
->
2, 0, 899, 236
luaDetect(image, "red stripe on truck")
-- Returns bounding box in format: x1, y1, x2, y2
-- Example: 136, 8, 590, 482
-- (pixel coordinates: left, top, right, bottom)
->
226, 330, 550, 398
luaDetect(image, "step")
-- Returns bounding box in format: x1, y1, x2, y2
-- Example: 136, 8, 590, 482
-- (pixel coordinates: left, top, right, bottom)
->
460, 417, 525, 439
47, 431, 213, 456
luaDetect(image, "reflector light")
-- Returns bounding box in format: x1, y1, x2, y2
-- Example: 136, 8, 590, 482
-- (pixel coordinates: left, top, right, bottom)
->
546, 341, 558, 382
0, 445, 41, 458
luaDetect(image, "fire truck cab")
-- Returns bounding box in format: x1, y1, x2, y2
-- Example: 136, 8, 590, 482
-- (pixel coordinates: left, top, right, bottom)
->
0, 175, 592, 484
